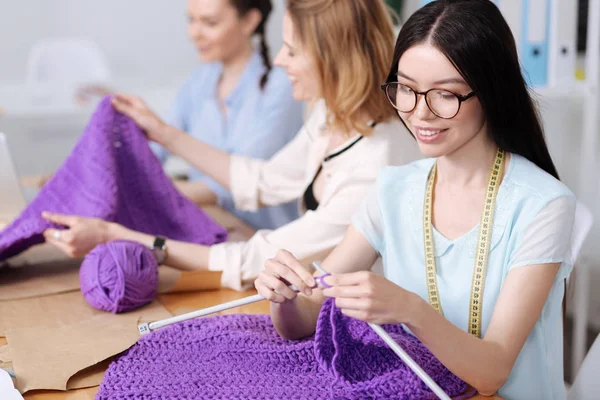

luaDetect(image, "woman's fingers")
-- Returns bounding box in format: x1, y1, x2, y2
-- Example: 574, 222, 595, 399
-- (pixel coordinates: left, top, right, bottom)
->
255, 273, 296, 303
275, 249, 316, 288
43, 231, 76, 257
110, 96, 130, 114
264, 272, 298, 300
333, 297, 365, 310
265, 258, 312, 296
322, 271, 371, 287
113, 93, 147, 111
41, 212, 76, 227
111, 94, 140, 116
322, 284, 369, 299
257, 249, 322, 304
112, 93, 136, 105
255, 279, 286, 303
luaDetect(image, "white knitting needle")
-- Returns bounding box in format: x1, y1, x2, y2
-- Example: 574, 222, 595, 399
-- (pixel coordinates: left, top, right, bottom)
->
138, 292, 267, 335
138, 284, 306, 335
312, 262, 451, 400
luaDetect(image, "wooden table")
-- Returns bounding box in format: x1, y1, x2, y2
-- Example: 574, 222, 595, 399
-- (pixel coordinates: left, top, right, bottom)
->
0, 202, 259, 399
1, 200, 501, 399
21, 289, 270, 400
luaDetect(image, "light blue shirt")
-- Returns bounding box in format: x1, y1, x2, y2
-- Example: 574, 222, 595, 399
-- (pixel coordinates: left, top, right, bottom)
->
352, 154, 576, 400
154, 50, 304, 230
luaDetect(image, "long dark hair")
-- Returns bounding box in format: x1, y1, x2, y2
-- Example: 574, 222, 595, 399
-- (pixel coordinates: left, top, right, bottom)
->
387, 0, 560, 179
230, 0, 273, 89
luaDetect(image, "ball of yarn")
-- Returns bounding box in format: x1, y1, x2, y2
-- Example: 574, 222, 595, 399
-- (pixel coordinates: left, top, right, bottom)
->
80, 240, 158, 313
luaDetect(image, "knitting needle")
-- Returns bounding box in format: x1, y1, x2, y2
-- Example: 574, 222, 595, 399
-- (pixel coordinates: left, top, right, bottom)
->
138, 276, 329, 335
311, 262, 451, 400
138, 291, 270, 335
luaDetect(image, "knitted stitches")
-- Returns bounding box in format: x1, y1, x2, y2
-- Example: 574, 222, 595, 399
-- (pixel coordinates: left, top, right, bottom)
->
97, 299, 466, 399
0, 97, 227, 261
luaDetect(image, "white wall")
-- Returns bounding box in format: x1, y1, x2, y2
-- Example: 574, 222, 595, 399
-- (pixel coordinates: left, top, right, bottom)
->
0, 0, 285, 84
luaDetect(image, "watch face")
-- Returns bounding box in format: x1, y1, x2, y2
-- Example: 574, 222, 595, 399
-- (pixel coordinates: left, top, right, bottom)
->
153, 236, 166, 250
152, 237, 167, 264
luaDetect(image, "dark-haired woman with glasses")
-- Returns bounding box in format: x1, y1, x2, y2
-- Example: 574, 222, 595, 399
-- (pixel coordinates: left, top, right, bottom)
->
258, 1, 575, 398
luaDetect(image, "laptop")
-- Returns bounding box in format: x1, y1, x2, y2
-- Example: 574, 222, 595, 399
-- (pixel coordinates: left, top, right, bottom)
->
0, 132, 66, 267
0, 132, 29, 222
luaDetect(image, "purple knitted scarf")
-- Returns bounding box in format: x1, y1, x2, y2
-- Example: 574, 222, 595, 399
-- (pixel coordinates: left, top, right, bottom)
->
97, 299, 466, 399
0, 96, 227, 261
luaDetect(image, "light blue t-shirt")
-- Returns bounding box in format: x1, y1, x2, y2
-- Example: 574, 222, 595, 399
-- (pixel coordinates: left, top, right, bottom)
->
154, 50, 304, 230
352, 154, 576, 400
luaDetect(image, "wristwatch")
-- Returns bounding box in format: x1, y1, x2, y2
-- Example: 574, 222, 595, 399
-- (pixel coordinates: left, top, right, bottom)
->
150, 236, 168, 265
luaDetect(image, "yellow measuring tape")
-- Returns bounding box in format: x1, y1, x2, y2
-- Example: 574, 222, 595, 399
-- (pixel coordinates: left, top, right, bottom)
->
423, 149, 505, 337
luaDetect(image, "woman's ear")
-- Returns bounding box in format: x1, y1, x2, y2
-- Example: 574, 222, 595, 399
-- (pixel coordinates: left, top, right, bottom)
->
241, 8, 263, 37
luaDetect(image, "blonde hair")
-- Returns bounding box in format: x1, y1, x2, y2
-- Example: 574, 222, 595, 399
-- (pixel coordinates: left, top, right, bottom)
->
287, 0, 396, 136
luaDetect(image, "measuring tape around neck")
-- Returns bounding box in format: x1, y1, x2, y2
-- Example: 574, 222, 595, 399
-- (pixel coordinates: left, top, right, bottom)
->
423, 149, 505, 337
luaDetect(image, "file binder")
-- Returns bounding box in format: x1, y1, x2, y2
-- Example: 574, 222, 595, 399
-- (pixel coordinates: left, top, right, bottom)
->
521, 0, 550, 87
496, 0, 524, 54
548, 0, 578, 87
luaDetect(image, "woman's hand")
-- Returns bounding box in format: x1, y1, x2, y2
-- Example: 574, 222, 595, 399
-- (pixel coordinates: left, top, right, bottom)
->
75, 84, 114, 105
110, 94, 170, 145
42, 212, 116, 258
322, 271, 422, 325
255, 250, 316, 303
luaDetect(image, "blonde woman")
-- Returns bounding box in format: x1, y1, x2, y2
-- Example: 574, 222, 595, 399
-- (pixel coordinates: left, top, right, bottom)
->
42, 0, 421, 291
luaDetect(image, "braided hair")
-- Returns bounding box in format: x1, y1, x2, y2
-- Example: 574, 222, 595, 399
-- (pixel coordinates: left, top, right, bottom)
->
230, 0, 273, 90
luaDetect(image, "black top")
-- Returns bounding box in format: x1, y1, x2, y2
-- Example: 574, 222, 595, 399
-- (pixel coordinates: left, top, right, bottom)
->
303, 135, 365, 211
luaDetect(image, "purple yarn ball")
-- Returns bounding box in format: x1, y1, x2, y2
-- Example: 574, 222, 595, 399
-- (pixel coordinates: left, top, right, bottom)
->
80, 241, 158, 313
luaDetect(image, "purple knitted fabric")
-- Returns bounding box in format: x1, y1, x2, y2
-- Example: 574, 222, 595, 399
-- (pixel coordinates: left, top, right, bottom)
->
97, 299, 466, 399
0, 96, 227, 261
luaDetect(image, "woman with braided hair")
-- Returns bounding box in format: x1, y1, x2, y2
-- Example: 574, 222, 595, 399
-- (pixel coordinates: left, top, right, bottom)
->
42, 0, 421, 291
112, 0, 304, 231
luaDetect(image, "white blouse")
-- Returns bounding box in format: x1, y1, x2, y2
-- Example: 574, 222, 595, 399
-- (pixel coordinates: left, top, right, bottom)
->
208, 101, 422, 290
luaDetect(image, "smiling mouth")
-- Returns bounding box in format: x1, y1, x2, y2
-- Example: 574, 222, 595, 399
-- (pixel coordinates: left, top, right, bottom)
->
415, 127, 446, 136
412, 126, 449, 143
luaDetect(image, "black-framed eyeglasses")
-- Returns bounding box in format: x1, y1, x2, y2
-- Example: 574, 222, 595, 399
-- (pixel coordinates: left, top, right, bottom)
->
381, 82, 476, 119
